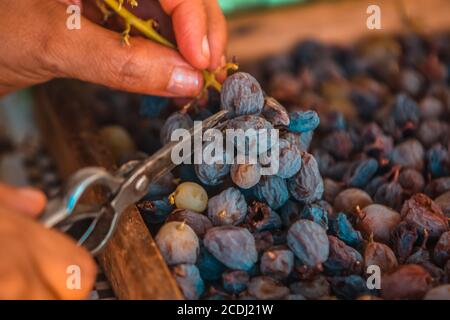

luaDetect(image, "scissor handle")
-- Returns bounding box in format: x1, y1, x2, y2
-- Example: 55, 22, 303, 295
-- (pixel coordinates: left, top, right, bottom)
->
40, 167, 123, 228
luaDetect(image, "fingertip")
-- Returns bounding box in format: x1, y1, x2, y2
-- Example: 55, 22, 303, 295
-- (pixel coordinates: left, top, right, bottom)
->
202, 0, 227, 71
0, 184, 47, 218
72, 248, 97, 300
17, 188, 47, 217
201, 35, 211, 66
169, 0, 210, 70
175, 32, 210, 71
49, 231, 97, 300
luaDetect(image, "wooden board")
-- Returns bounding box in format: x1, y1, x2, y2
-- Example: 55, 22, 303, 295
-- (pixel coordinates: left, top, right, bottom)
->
227, 0, 450, 63
34, 80, 183, 300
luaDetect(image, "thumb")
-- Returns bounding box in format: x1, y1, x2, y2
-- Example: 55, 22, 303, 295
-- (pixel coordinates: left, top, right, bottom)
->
0, 184, 46, 218
49, 12, 203, 97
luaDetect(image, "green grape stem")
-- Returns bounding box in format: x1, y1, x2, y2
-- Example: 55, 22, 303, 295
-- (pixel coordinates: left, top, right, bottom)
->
102, 0, 224, 93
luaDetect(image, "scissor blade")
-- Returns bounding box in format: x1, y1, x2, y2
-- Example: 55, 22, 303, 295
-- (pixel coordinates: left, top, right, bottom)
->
142, 109, 229, 182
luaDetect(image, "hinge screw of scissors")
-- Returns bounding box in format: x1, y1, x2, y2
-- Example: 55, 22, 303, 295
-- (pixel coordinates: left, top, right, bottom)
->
135, 175, 150, 193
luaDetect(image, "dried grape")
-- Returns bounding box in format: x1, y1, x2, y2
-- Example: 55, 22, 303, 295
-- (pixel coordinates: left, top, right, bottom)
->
207, 187, 247, 226
155, 221, 199, 265
221, 72, 264, 116
288, 152, 324, 203
204, 226, 258, 271
254, 175, 289, 210
287, 220, 330, 268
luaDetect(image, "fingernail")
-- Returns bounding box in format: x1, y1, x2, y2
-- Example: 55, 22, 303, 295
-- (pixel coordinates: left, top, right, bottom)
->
167, 66, 201, 96
202, 36, 211, 61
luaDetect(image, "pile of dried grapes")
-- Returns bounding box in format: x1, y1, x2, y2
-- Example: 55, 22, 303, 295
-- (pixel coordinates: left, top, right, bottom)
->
95, 32, 450, 300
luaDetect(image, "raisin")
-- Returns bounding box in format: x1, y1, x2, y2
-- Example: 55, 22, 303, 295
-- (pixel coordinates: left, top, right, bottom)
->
221, 72, 264, 116
287, 220, 330, 268
391, 222, 419, 263
247, 276, 290, 300
222, 270, 250, 294
381, 264, 432, 299
401, 193, 449, 240
253, 175, 289, 210
155, 221, 199, 265
364, 240, 398, 273
391, 139, 425, 171
334, 188, 373, 215
289, 275, 330, 300
262, 97, 290, 126
160, 112, 193, 145
204, 226, 258, 271
260, 247, 295, 280
424, 284, 450, 300
356, 204, 401, 244
288, 152, 324, 203
207, 187, 247, 226
246, 201, 282, 232
329, 212, 363, 248
166, 209, 212, 238
329, 275, 373, 300
230, 163, 261, 189
434, 231, 450, 267
172, 264, 205, 300
324, 236, 363, 276
288, 110, 320, 133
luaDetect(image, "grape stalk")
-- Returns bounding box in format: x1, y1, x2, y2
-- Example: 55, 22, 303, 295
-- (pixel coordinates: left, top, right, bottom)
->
99, 0, 238, 95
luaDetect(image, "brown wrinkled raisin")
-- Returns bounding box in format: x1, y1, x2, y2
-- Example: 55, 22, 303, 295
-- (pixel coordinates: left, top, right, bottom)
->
324, 235, 363, 276
166, 209, 212, 238
434, 231, 450, 267
445, 260, 450, 279
289, 275, 330, 299
435, 191, 450, 218
398, 168, 425, 196
254, 231, 275, 254
381, 264, 433, 299
401, 193, 449, 240
334, 188, 373, 215
424, 284, 450, 300
247, 276, 290, 300
391, 222, 419, 263
364, 240, 398, 273
246, 201, 282, 232
323, 178, 345, 204
356, 204, 401, 244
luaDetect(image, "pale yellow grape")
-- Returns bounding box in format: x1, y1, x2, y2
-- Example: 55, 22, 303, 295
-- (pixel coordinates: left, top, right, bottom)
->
169, 182, 208, 213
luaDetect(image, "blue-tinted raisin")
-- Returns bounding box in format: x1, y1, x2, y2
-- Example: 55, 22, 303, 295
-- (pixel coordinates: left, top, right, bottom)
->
253, 175, 289, 210
288, 110, 320, 133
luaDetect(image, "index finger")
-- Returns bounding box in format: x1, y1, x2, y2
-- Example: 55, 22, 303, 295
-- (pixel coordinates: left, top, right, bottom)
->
159, 0, 210, 70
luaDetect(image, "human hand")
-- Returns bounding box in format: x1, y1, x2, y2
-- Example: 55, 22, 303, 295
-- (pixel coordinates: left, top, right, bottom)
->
0, 0, 227, 97
0, 184, 96, 299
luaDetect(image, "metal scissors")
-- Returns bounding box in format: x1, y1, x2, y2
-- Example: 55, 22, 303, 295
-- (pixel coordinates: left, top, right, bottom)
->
40, 110, 229, 255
